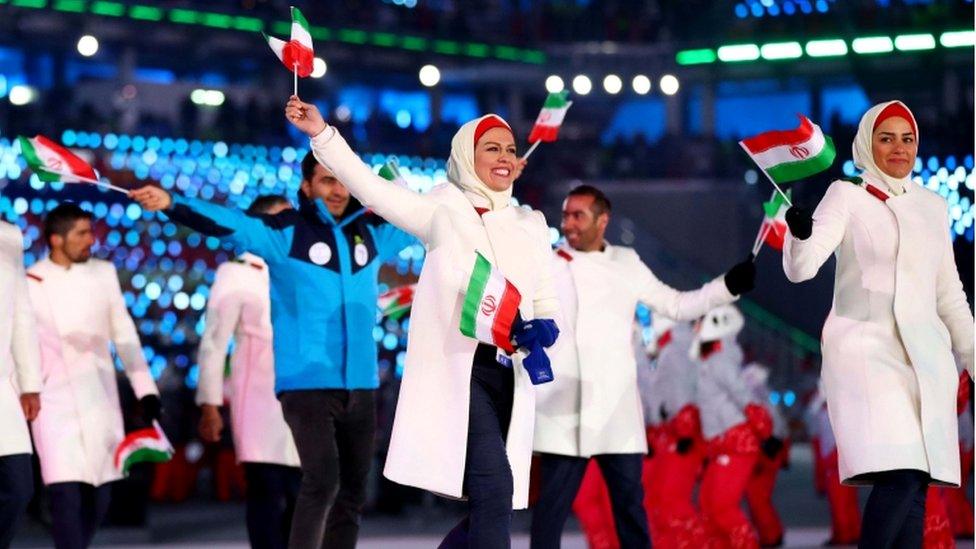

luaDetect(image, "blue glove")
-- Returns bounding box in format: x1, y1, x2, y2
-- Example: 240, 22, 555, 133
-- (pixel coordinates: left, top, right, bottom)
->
522, 342, 554, 385
512, 318, 560, 349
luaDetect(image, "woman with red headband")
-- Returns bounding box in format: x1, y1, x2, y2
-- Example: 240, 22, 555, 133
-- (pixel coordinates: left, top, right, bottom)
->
286, 96, 560, 547
782, 100, 973, 548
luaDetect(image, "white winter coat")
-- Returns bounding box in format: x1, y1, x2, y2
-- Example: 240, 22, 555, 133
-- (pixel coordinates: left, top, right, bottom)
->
535, 244, 734, 457
0, 222, 41, 457
309, 122, 558, 509
27, 258, 158, 486
783, 174, 974, 486
196, 253, 299, 467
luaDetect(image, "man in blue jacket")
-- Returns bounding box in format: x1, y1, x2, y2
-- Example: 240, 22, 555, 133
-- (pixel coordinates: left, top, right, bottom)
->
131, 152, 416, 549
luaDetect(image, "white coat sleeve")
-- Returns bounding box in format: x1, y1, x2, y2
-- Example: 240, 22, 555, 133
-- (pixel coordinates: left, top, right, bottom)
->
783, 181, 849, 283
935, 210, 975, 378
195, 265, 242, 407
105, 264, 158, 398
631, 255, 735, 322
11, 248, 41, 394
309, 127, 438, 242
531, 212, 560, 319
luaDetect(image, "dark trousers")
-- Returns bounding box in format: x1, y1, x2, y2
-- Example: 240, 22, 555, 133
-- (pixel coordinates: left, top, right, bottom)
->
244, 462, 302, 549
279, 389, 376, 549
859, 469, 929, 549
530, 453, 650, 549
440, 344, 515, 549
0, 454, 33, 548
47, 482, 111, 549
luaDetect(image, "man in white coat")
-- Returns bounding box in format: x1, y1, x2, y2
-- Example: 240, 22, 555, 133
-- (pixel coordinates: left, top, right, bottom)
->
196, 194, 301, 549
531, 185, 756, 548
27, 204, 160, 549
0, 220, 42, 548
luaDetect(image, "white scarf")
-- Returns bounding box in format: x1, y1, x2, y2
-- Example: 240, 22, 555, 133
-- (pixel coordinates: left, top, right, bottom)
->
851, 100, 918, 196
446, 114, 514, 211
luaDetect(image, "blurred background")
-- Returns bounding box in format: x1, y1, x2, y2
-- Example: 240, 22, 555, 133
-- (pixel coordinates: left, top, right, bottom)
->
0, 0, 972, 547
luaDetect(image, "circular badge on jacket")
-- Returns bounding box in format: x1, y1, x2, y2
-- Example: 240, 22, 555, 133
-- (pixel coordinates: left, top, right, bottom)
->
308, 242, 332, 265
354, 243, 369, 266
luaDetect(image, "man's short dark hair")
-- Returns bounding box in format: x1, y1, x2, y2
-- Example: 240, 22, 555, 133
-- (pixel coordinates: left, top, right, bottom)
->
44, 203, 92, 245
246, 195, 291, 216
567, 184, 612, 217
301, 151, 318, 183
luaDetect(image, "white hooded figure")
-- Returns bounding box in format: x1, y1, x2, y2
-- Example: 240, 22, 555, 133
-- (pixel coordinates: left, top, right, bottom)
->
741, 363, 788, 440
782, 100, 973, 486
694, 305, 753, 440
305, 110, 559, 513
651, 318, 699, 425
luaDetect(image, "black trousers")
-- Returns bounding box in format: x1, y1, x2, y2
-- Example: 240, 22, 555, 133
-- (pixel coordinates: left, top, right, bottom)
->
47, 482, 111, 549
244, 462, 302, 549
278, 389, 376, 549
0, 453, 33, 548
859, 469, 930, 549
530, 453, 650, 549
440, 344, 515, 549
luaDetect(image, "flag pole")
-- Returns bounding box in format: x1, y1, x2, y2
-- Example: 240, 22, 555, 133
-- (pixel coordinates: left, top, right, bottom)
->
521, 141, 541, 161
752, 222, 772, 257
67, 174, 129, 194
738, 142, 793, 207
293, 62, 298, 96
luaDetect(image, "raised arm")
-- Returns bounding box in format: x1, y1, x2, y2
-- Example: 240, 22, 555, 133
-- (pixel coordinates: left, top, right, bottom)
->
632, 254, 736, 322
129, 187, 290, 263
782, 181, 849, 283
286, 96, 439, 241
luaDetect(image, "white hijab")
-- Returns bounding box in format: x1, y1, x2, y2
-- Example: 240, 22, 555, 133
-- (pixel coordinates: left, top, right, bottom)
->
852, 100, 918, 196
446, 114, 514, 211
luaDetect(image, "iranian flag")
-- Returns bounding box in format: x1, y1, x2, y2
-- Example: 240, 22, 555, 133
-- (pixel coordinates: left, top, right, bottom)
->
378, 284, 415, 321
739, 114, 836, 184
757, 188, 792, 252
528, 91, 573, 143
378, 158, 408, 187
264, 6, 314, 77
18, 135, 98, 183
114, 421, 174, 475
460, 252, 521, 353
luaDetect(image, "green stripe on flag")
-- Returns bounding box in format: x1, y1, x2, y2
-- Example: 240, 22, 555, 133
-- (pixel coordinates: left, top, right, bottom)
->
460, 254, 492, 337
765, 137, 836, 184
291, 6, 310, 32
543, 91, 569, 109
17, 136, 42, 169
122, 447, 171, 474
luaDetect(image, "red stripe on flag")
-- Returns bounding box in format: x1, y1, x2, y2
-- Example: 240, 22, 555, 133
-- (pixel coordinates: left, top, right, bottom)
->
740, 115, 815, 155
528, 125, 560, 144
282, 41, 314, 77
491, 282, 521, 354
33, 135, 97, 180
763, 221, 786, 251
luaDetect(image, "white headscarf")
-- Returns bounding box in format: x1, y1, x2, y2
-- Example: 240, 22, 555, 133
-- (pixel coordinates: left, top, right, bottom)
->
446, 114, 514, 211
851, 100, 918, 196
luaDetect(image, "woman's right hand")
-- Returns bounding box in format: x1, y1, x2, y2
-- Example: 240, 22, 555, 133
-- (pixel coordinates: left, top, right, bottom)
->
285, 95, 328, 138
129, 185, 172, 211
198, 404, 224, 443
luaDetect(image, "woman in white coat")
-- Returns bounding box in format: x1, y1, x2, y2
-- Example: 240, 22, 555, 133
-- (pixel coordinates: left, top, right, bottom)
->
286, 96, 560, 547
782, 100, 974, 548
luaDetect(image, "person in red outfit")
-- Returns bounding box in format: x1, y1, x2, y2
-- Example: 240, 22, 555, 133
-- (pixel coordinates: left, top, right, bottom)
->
742, 363, 789, 547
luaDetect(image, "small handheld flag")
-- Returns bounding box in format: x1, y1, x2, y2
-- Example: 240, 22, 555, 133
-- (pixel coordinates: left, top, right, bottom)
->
523, 91, 573, 160
17, 135, 127, 193
739, 114, 836, 205
752, 189, 792, 256
114, 421, 174, 475
378, 158, 408, 187
378, 284, 416, 321
264, 6, 314, 95
460, 252, 522, 353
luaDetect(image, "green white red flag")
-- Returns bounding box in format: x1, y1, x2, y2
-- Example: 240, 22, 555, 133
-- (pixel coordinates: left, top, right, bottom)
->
755, 188, 792, 253
528, 91, 573, 143
739, 114, 836, 184
264, 6, 314, 78
18, 135, 98, 183
378, 284, 415, 321
460, 252, 521, 353
114, 421, 174, 475
378, 158, 408, 187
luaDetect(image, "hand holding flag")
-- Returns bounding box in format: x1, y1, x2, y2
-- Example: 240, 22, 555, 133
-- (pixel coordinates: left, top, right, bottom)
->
523, 91, 573, 160
114, 420, 174, 475
18, 135, 127, 194
739, 114, 836, 205
264, 6, 315, 96
751, 188, 792, 256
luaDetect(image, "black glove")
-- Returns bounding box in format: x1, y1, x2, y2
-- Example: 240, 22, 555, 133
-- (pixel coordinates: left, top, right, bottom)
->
785, 206, 813, 240
675, 437, 694, 455
140, 395, 162, 423
723, 255, 756, 296
760, 436, 784, 459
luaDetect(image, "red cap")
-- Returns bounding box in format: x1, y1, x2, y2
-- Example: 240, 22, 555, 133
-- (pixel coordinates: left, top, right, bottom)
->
473, 115, 512, 146
873, 102, 917, 136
